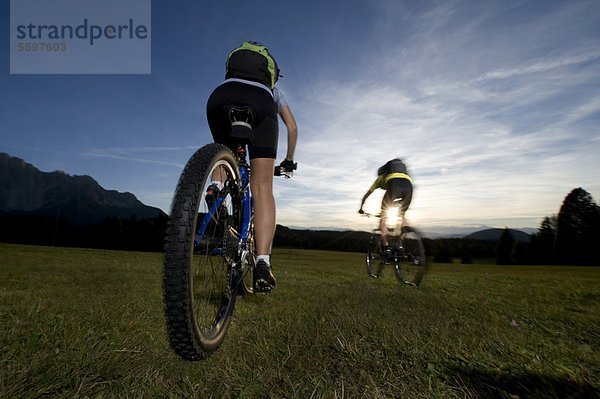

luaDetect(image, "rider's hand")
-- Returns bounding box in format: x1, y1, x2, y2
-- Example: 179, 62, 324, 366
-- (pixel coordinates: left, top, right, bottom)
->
279, 159, 297, 172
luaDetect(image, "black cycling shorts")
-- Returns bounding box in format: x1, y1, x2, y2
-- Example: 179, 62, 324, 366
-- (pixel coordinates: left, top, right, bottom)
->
206, 81, 279, 159
382, 178, 413, 214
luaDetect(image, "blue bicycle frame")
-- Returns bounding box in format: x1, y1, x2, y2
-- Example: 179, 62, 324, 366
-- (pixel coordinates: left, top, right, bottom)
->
238, 153, 252, 247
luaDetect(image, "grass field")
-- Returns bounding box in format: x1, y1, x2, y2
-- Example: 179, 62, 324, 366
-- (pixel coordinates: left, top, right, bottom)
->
0, 243, 598, 398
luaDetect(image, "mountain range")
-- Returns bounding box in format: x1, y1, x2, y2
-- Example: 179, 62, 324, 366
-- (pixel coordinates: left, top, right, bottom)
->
464, 228, 531, 242
420, 226, 536, 239
0, 153, 166, 225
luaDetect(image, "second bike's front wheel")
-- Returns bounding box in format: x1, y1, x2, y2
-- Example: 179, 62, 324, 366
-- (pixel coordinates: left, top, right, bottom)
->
393, 226, 427, 287
163, 143, 242, 360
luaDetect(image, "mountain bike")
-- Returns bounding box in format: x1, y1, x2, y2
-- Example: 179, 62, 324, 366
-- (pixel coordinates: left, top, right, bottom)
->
163, 106, 295, 361
362, 210, 427, 286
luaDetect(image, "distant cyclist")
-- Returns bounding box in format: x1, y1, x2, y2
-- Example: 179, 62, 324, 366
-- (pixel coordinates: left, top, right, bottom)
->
358, 158, 413, 253
206, 41, 298, 292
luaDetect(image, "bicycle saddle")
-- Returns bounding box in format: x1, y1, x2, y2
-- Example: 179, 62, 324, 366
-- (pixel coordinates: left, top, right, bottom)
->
226, 106, 255, 145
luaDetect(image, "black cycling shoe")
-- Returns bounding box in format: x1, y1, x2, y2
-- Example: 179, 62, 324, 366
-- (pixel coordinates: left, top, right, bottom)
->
254, 260, 276, 293
205, 183, 220, 208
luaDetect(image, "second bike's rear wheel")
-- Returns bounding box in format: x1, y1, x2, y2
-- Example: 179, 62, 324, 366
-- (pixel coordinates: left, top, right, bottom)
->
393, 226, 427, 287
163, 143, 242, 360
366, 234, 384, 278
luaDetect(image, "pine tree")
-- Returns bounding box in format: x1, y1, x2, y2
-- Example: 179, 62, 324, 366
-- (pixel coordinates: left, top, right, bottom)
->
555, 188, 600, 265
497, 228, 516, 265
433, 243, 453, 263
529, 215, 557, 264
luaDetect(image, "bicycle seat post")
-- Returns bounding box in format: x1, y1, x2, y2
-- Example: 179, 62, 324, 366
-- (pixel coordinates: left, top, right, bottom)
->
235, 145, 247, 164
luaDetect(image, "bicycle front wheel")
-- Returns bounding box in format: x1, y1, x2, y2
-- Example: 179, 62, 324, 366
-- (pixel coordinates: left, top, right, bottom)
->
163, 143, 242, 360
393, 226, 427, 287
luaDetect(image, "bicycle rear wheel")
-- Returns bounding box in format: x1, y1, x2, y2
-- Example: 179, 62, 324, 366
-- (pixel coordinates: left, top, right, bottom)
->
393, 226, 427, 287
163, 143, 242, 360
366, 234, 384, 278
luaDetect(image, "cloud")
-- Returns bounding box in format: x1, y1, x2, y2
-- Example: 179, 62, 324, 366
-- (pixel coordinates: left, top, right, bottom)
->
472, 52, 600, 82
58, 0, 596, 231
274, 0, 600, 231
82, 146, 193, 168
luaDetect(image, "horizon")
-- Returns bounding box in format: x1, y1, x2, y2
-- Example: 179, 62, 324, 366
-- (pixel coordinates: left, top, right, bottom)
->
1, 0, 599, 232
0, 150, 582, 237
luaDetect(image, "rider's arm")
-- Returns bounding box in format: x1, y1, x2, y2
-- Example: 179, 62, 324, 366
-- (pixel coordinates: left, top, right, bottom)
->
279, 105, 297, 161
360, 175, 384, 208
274, 87, 297, 162
360, 190, 371, 207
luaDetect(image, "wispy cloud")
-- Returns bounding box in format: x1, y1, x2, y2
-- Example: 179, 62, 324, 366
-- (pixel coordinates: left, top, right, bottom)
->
82, 146, 193, 168
473, 52, 600, 82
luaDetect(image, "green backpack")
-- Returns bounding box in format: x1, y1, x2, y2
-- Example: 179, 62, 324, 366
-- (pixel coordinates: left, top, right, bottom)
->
226, 41, 280, 89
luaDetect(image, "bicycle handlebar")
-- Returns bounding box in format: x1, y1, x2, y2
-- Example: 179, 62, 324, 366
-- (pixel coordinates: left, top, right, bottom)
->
274, 166, 294, 178
360, 212, 382, 218
274, 161, 297, 178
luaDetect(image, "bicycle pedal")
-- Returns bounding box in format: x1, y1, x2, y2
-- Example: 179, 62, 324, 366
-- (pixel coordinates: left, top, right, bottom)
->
254, 280, 274, 293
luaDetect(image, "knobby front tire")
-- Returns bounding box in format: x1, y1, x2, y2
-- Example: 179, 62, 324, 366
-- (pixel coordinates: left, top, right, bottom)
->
393, 226, 427, 287
163, 143, 242, 360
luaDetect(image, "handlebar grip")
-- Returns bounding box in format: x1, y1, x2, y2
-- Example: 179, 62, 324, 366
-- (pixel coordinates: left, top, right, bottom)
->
275, 160, 297, 177
280, 160, 297, 170
274, 165, 294, 178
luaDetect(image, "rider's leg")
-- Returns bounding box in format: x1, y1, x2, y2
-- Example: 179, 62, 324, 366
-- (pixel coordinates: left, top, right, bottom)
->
250, 157, 276, 260
250, 157, 277, 291
206, 165, 226, 208
379, 216, 390, 247
210, 165, 226, 187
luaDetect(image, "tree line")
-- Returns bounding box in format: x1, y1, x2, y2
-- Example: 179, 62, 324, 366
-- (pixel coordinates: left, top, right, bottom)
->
427, 187, 600, 266
526, 187, 599, 265
274, 188, 600, 266
0, 213, 168, 253
1, 187, 597, 265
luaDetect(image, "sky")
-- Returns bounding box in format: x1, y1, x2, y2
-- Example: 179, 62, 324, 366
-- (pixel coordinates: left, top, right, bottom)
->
1, 0, 599, 234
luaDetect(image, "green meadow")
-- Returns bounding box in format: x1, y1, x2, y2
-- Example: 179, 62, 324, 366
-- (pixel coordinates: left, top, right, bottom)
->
0, 243, 598, 398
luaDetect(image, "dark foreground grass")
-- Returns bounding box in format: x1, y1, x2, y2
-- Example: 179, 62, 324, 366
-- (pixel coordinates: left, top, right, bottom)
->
0, 243, 598, 398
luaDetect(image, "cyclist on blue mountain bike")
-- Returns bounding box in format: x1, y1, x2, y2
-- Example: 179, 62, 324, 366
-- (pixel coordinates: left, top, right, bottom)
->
359, 158, 413, 253
205, 41, 298, 292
